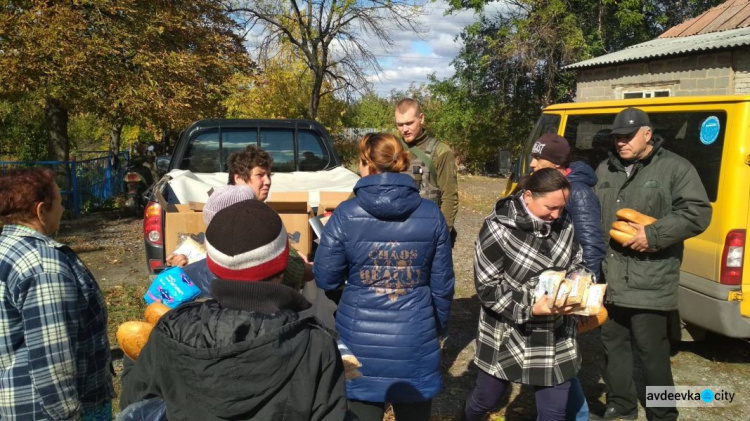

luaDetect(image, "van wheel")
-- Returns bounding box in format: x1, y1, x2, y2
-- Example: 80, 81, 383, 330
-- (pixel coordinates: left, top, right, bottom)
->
679, 321, 707, 342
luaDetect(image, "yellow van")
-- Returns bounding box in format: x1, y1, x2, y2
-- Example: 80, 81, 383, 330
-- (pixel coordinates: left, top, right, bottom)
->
505, 96, 750, 339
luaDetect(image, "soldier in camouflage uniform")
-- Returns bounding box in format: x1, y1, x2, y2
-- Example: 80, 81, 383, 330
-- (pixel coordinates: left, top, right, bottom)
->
395, 98, 459, 246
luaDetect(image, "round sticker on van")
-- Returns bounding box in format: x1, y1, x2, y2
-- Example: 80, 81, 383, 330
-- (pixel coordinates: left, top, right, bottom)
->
700, 116, 720, 145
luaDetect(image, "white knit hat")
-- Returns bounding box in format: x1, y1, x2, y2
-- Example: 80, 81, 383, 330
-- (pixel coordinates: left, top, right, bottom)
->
203, 185, 256, 226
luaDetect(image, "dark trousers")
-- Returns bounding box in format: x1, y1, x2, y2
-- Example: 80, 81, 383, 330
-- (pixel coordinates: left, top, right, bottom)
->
601, 304, 678, 421
464, 369, 572, 421
348, 399, 432, 421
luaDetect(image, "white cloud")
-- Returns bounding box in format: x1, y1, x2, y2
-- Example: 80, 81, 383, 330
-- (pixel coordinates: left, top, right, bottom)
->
241, 1, 508, 97
363, 0, 484, 95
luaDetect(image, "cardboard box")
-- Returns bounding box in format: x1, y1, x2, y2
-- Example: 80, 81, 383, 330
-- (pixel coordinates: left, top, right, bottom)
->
266, 200, 314, 260
159, 190, 315, 260
163, 203, 205, 257
318, 191, 353, 215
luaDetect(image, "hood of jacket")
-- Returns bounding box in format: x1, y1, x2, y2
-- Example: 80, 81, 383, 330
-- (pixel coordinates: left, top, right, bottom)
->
566, 161, 597, 187
353, 172, 422, 220
491, 192, 557, 237
148, 284, 326, 419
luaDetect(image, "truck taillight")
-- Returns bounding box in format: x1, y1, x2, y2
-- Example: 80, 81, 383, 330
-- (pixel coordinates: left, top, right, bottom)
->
720, 229, 745, 285
144, 201, 163, 246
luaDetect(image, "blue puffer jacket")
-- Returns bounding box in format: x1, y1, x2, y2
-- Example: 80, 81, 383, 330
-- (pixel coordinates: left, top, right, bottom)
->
314, 172, 455, 403
566, 161, 606, 281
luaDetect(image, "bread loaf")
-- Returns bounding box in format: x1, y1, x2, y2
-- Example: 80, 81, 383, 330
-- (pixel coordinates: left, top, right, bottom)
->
342, 354, 363, 380
616, 208, 656, 226
609, 228, 634, 245
116, 321, 154, 361
577, 306, 608, 334
611, 220, 638, 235
144, 302, 171, 325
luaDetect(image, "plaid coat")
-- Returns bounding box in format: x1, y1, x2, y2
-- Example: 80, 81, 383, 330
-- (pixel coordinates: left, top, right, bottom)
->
473, 193, 584, 386
0, 224, 113, 419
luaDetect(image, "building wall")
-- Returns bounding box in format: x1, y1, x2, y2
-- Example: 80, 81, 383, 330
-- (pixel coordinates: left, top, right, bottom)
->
574, 49, 750, 101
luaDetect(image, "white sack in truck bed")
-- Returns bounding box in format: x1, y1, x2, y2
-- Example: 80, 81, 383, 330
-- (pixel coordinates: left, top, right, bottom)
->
165, 167, 360, 208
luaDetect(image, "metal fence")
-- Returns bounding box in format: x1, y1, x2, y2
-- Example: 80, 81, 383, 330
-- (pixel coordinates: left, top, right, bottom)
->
339, 127, 390, 141
0, 151, 129, 217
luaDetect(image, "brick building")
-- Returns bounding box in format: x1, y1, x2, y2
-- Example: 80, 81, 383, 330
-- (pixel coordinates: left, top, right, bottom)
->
566, 0, 750, 101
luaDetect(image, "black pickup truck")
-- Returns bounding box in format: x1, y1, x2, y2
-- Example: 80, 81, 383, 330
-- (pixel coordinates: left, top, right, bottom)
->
143, 118, 358, 274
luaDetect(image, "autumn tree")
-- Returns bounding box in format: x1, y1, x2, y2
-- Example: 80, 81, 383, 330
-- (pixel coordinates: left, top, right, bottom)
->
342, 93, 394, 131
223, 53, 348, 133
89, 0, 253, 154
226, 0, 424, 120
0, 98, 47, 161
0, 0, 253, 161
427, 0, 725, 171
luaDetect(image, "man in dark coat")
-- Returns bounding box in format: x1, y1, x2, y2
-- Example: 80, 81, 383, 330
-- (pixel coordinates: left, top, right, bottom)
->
121, 200, 348, 420
592, 108, 712, 421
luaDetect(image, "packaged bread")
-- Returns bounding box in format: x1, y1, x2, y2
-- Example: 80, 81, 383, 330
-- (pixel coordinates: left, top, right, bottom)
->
172, 235, 207, 264
574, 283, 607, 316
616, 208, 656, 226
564, 269, 593, 306
553, 280, 570, 308
117, 321, 154, 360
534, 270, 566, 306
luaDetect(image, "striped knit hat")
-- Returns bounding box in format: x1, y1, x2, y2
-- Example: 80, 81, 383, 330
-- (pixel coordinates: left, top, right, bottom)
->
203, 184, 256, 226
205, 200, 289, 282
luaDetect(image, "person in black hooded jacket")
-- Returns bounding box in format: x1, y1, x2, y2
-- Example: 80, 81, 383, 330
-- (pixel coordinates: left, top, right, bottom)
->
120, 200, 347, 420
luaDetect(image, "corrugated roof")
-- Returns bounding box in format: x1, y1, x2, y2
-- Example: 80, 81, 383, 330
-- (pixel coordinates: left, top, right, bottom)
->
564, 26, 750, 70
661, 0, 750, 38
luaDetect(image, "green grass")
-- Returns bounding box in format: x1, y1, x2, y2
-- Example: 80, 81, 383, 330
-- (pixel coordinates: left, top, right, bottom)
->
104, 282, 149, 414
104, 283, 150, 346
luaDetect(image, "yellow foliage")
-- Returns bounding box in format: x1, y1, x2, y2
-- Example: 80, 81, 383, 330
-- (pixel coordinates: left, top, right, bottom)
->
223, 54, 346, 133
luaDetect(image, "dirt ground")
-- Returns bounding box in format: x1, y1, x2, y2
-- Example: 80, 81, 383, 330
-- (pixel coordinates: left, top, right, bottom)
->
60, 175, 750, 420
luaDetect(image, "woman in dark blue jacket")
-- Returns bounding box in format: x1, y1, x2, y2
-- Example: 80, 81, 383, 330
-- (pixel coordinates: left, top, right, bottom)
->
314, 132, 455, 421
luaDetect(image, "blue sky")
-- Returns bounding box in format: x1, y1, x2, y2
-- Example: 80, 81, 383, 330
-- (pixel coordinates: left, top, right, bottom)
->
242, 1, 504, 97
364, 0, 487, 95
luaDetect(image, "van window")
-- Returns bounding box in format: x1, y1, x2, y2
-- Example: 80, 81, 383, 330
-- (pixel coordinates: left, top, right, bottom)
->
563, 111, 725, 201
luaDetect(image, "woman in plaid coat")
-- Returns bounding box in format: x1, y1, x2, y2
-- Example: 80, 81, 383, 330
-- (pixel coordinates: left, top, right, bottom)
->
463, 168, 585, 421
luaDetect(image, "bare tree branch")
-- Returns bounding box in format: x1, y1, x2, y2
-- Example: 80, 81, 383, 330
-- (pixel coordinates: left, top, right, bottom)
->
225, 0, 425, 119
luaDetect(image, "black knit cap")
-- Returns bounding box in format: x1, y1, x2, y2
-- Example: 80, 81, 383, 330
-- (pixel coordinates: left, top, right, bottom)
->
206, 200, 290, 305
530, 133, 571, 166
